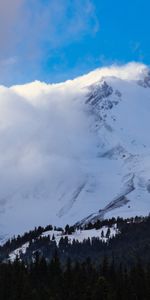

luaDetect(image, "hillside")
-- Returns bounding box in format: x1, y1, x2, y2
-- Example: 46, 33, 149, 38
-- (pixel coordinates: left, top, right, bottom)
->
1, 215, 150, 266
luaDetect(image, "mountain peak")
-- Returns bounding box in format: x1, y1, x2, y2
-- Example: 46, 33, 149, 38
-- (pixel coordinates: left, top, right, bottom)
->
0, 62, 150, 239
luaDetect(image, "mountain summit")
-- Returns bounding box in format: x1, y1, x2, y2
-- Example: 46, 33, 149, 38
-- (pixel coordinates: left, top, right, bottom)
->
0, 62, 150, 238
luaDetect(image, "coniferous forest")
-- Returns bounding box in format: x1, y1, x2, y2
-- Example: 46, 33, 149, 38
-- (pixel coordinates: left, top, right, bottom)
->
1, 253, 150, 300
0, 215, 150, 299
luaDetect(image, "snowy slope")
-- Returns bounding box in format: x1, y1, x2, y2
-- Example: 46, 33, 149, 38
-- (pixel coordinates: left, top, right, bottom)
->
0, 62, 150, 239
8, 225, 118, 262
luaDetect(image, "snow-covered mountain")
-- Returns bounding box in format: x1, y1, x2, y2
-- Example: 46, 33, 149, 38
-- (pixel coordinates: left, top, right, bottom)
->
0, 62, 150, 239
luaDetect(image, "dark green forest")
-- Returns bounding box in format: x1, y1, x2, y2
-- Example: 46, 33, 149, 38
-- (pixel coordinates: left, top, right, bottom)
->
0, 253, 150, 300
0, 215, 150, 299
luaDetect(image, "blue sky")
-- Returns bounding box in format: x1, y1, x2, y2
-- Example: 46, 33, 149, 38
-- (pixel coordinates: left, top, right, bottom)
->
0, 0, 149, 85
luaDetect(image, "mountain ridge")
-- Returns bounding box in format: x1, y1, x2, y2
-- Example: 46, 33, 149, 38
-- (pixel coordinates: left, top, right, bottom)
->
0, 62, 150, 239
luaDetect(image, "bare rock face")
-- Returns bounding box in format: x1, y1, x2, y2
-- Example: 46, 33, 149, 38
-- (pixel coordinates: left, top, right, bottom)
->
138, 70, 150, 88
86, 81, 114, 105
85, 80, 122, 122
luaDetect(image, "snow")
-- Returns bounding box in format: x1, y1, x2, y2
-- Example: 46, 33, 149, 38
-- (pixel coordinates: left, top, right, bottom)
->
42, 225, 118, 244
8, 225, 118, 261
0, 63, 150, 238
9, 242, 29, 262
